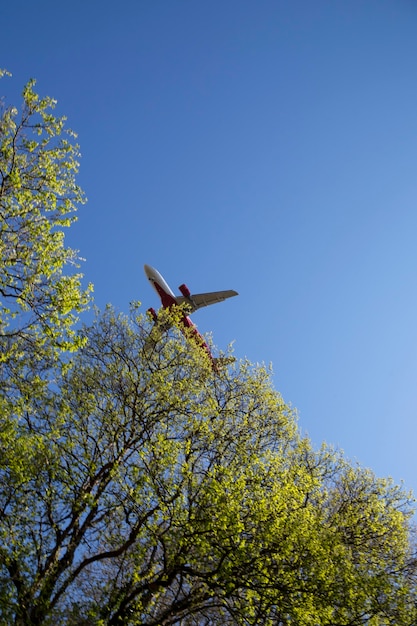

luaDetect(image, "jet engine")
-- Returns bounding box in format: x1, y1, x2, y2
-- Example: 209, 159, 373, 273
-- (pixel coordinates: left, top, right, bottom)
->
179, 283, 191, 298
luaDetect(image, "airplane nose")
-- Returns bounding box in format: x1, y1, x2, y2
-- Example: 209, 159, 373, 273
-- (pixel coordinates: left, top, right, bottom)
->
144, 264, 153, 278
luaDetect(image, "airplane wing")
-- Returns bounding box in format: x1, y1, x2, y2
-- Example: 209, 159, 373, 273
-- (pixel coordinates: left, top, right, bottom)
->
143, 321, 165, 354
143, 308, 174, 354
176, 290, 238, 313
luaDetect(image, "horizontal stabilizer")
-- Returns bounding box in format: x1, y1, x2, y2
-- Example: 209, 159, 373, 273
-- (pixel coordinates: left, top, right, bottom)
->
213, 356, 236, 370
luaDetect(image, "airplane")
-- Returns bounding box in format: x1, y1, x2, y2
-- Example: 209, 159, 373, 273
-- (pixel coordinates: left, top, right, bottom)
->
144, 264, 238, 369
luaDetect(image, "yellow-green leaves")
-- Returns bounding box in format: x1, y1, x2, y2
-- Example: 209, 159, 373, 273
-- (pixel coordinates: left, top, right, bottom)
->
0, 74, 91, 363
0, 75, 416, 625
2, 302, 417, 624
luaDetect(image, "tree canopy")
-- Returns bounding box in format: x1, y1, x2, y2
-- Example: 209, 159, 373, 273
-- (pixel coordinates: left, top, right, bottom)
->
1, 75, 416, 626
0, 69, 91, 358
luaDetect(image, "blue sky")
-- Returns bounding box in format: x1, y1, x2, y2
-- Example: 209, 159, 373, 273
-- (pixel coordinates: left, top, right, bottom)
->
2, 1, 417, 501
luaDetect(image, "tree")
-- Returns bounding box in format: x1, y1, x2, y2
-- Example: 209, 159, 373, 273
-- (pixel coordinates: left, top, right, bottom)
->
0, 72, 91, 623
0, 70, 91, 363
1, 76, 416, 626
1, 305, 416, 626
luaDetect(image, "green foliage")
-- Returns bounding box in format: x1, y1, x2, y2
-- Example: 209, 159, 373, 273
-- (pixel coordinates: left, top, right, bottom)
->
0, 73, 91, 624
0, 71, 92, 364
0, 76, 416, 626
1, 305, 416, 625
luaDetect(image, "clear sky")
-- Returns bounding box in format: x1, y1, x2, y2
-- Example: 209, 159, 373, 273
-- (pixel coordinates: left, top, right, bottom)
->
2, 1, 417, 502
